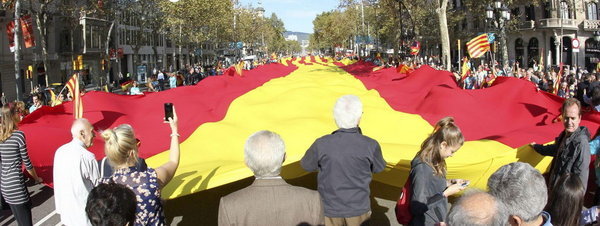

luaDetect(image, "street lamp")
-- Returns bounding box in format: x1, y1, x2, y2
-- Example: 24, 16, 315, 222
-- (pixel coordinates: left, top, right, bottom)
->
486, 0, 510, 69
594, 31, 600, 42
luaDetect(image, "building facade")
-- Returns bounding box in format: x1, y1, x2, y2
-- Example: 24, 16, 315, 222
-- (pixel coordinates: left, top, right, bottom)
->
506, 0, 600, 72
0, 3, 197, 101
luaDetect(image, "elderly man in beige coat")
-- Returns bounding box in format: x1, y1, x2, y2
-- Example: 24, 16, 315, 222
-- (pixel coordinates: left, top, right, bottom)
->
218, 130, 324, 226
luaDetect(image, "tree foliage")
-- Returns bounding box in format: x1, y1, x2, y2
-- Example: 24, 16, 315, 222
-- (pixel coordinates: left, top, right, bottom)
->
312, 0, 544, 58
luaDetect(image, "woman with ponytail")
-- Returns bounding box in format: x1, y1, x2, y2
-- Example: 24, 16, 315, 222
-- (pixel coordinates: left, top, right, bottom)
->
0, 104, 42, 226
99, 106, 180, 226
409, 117, 468, 226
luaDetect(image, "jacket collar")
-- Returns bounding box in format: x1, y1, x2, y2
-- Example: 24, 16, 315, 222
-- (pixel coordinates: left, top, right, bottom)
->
332, 127, 362, 135
251, 177, 289, 187
558, 126, 590, 143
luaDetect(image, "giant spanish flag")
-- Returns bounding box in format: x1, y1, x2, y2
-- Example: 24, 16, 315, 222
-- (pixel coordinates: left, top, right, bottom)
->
20, 56, 600, 199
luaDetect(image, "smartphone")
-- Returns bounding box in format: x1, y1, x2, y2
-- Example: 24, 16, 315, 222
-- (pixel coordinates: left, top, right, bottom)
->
164, 103, 173, 121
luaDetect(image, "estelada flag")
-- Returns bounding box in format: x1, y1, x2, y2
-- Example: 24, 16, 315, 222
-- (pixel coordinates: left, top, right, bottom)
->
65, 73, 83, 119
466, 33, 491, 58
461, 57, 471, 80
410, 41, 421, 56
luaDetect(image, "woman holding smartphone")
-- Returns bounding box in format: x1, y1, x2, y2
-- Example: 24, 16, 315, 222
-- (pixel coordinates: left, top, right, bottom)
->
409, 117, 468, 226
99, 106, 180, 225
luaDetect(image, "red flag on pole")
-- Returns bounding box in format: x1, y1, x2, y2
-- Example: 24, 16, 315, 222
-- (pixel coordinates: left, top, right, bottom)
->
20, 15, 35, 48
6, 20, 15, 52
65, 73, 83, 119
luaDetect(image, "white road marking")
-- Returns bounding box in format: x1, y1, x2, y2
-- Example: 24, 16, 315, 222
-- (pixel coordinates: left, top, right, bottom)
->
34, 209, 57, 226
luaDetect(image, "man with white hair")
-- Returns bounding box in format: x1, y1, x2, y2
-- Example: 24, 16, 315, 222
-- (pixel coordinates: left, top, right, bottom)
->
301, 95, 386, 226
218, 130, 323, 226
53, 118, 99, 226
487, 162, 552, 226
447, 189, 508, 226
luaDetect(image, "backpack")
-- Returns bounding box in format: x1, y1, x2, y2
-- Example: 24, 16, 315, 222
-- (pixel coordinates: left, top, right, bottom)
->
395, 178, 413, 225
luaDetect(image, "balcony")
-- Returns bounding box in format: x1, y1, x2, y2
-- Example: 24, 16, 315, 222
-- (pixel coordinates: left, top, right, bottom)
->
518, 20, 535, 30
583, 20, 600, 31
538, 18, 578, 30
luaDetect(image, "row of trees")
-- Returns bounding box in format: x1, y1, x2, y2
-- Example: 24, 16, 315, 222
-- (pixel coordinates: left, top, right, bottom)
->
0, 0, 296, 99
310, 0, 543, 70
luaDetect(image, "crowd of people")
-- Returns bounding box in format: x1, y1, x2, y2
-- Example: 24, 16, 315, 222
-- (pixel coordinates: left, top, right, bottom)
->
1, 55, 600, 226
0, 102, 181, 226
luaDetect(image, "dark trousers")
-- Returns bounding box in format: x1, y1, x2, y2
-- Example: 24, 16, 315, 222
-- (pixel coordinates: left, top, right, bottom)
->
158, 79, 165, 91
9, 201, 32, 226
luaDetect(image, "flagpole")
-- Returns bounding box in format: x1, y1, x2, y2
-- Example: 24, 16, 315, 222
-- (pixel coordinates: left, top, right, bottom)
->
458, 39, 461, 73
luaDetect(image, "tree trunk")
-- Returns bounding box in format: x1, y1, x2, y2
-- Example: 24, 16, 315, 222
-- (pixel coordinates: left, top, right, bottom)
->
14, 0, 23, 100
152, 31, 159, 70
437, 0, 451, 71
133, 46, 139, 81
104, 21, 115, 86
34, 8, 50, 87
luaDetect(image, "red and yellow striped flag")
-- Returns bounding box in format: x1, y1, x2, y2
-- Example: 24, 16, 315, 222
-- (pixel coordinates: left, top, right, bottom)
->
461, 57, 471, 80
466, 34, 491, 58
65, 73, 83, 119
554, 63, 564, 94
234, 62, 244, 77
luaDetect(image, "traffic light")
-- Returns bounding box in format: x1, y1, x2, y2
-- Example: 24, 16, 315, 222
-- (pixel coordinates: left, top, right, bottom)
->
73, 55, 83, 70
26, 65, 33, 80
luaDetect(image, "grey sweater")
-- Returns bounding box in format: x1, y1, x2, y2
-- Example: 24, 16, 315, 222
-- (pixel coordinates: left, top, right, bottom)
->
301, 127, 386, 218
409, 158, 448, 226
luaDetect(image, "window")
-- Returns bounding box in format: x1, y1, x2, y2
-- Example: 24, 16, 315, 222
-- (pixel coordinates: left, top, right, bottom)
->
544, 2, 551, 18
560, 1, 570, 19
588, 3, 598, 20
525, 5, 535, 21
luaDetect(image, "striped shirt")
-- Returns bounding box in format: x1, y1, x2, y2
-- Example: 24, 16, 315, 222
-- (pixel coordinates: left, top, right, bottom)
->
0, 130, 33, 204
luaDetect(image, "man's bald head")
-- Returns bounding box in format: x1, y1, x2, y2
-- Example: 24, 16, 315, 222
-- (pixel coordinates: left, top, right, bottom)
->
448, 190, 507, 226
71, 118, 95, 148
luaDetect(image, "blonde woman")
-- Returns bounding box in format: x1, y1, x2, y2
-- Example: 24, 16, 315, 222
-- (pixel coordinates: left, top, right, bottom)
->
100, 107, 180, 226
409, 117, 468, 226
0, 104, 42, 226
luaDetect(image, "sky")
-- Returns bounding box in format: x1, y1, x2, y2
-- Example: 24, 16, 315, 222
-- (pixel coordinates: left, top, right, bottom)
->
238, 0, 340, 34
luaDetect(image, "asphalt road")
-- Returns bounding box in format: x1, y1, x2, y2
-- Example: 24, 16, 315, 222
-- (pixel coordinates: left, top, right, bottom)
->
0, 173, 403, 226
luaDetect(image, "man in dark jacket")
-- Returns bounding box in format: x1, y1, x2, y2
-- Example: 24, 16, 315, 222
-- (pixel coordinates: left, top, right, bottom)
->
301, 95, 386, 226
531, 98, 591, 191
